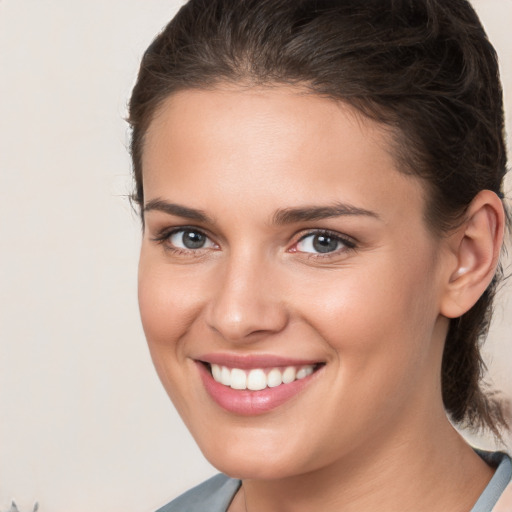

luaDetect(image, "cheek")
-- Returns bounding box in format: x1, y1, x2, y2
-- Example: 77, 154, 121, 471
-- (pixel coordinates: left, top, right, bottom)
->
137, 260, 203, 390
137, 256, 208, 414
300, 255, 440, 377
138, 253, 204, 346
297, 267, 441, 449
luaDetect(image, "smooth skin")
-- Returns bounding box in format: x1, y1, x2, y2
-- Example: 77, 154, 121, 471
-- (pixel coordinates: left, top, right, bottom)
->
138, 85, 504, 512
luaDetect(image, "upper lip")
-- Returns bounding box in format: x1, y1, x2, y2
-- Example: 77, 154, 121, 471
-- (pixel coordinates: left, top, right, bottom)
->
196, 353, 324, 369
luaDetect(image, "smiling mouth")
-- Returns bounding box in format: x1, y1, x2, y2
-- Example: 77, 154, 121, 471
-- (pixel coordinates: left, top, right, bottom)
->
205, 363, 323, 391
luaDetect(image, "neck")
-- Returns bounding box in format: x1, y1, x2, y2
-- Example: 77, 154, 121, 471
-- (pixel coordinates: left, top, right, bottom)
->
232, 408, 493, 512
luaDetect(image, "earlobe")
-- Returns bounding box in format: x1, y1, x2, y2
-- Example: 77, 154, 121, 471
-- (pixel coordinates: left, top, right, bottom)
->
440, 190, 505, 319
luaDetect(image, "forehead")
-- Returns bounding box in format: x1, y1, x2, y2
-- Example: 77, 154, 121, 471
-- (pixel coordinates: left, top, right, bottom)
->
145, 85, 390, 167
142, 85, 427, 226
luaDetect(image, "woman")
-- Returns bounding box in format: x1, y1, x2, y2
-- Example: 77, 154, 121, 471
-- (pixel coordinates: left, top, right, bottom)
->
128, 0, 511, 510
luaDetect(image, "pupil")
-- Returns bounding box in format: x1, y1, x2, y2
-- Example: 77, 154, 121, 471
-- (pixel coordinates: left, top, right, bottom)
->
183, 230, 205, 249
313, 234, 338, 253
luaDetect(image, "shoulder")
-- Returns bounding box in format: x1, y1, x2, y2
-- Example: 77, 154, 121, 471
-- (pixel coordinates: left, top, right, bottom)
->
472, 451, 512, 512
155, 474, 241, 512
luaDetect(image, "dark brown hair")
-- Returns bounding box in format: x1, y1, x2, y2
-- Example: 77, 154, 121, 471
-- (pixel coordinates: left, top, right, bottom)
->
128, 0, 509, 436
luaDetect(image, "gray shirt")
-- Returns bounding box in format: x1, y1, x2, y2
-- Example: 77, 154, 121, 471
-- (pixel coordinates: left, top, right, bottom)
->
156, 451, 512, 512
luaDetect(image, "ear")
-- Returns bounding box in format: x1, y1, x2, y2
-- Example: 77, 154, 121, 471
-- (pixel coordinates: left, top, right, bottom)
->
440, 190, 505, 319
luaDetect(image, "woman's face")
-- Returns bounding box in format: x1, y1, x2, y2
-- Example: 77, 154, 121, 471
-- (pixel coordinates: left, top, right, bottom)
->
138, 86, 452, 479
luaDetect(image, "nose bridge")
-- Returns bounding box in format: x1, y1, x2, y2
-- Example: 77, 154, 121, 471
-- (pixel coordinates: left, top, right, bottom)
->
206, 247, 288, 342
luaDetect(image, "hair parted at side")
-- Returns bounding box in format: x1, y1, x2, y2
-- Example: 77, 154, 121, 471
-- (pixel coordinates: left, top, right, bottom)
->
128, 0, 509, 436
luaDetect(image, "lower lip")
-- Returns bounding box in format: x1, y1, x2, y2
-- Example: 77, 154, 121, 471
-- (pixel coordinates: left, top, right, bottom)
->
197, 362, 321, 415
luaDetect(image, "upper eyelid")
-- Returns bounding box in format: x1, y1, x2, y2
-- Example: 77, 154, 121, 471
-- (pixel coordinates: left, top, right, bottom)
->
151, 225, 356, 251
152, 227, 218, 255
295, 228, 356, 244
152, 225, 213, 240
292, 229, 358, 255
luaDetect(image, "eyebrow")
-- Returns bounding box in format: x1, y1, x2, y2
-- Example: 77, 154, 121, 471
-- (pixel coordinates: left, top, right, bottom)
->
143, 199, 213, 224
272, 203, 380, 224
143, 199, 380, 225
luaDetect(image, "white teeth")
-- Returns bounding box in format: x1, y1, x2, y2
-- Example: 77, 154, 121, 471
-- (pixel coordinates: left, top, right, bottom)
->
211, 364, 222, 382
209, 364, 317, 390
247, 369, 267, 391
282, 366, 296, 384
296, 366, 314, 379
230, 368, 247, 390
220, 366, 231, 386
267, 368, 283, 388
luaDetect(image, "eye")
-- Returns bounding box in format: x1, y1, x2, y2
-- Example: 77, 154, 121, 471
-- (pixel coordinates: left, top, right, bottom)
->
168, 229, 216, 250
295, 231, 354, 254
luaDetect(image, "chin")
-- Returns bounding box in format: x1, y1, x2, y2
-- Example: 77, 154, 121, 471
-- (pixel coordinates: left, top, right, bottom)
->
208, 456, 294, 481
196, 432, 315, 480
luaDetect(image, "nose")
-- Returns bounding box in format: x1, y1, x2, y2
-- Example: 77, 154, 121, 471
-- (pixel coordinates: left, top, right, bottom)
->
205, 253, 289, 343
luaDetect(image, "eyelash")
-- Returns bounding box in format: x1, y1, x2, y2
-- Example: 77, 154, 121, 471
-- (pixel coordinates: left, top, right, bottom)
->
151, 226, 217, 257
292, 229, 357, 259
151, 227, 357, 258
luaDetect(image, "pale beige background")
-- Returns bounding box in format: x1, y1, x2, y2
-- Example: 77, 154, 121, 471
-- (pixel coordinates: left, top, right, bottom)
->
0, 1, 510, 511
